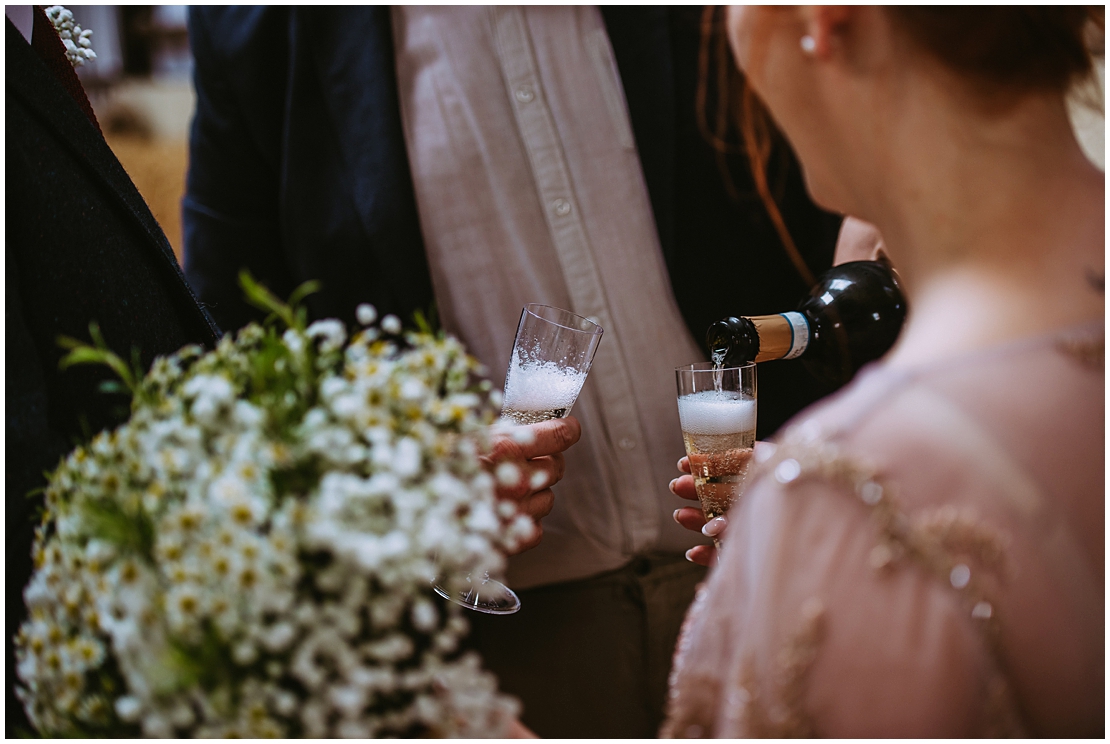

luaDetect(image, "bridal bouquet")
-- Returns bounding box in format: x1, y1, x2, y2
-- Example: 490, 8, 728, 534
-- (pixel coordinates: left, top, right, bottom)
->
15, 277, 531, 737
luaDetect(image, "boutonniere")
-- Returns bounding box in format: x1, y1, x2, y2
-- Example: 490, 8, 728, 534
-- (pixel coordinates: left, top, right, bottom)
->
44, 6, 96, 68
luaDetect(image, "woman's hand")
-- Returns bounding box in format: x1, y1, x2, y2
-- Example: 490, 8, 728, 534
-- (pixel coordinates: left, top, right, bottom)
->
671, 442, 775, 566
670, 457, 724, 567
485, 416, 582, 554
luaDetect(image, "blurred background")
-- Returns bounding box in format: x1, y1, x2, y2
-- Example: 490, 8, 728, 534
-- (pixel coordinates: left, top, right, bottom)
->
70, 5, 192, 262
69, 6, 1106, 268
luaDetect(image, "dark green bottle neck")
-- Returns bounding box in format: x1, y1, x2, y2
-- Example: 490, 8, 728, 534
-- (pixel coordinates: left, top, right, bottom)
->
706, 317, 759, 366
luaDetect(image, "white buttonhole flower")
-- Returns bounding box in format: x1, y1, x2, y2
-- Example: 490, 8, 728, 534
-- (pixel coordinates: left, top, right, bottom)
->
45, 6, 96, 68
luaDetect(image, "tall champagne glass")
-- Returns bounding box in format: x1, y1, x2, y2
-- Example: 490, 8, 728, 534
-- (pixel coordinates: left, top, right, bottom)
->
674, 362, 757, 549
435, 304, 603, 614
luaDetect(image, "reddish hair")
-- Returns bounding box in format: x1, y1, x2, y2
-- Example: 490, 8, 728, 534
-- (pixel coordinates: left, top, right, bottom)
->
889, 6, 1102, 96
697, 6, 817, 286
699, 6, 1104, 286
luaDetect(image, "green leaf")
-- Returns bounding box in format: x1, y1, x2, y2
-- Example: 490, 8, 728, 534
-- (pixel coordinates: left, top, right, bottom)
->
78, 499, 154, 558
424, 300, 440, 334
87, 321, 109, 350
58, 346, 108, 367
270, 458, 321, 498
160, 625, 231, 694
239, 270, 289, 326
239, 271, 320, 332
287, 279, 322, 311
56, 322, 139, 397
412, 309, 432, 335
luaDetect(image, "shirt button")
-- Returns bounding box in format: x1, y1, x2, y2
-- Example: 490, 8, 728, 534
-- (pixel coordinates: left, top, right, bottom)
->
514, 84, 535, 103
619, 437, 636, 451
551, 198, 572, 217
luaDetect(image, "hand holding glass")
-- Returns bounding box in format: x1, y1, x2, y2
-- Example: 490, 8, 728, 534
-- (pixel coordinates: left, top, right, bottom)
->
435, 304, 603, 614
675, 362, 757, 549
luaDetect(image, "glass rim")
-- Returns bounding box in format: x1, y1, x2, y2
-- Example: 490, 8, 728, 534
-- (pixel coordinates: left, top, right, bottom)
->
522, 304, 603, 335
675, 361, 756, 373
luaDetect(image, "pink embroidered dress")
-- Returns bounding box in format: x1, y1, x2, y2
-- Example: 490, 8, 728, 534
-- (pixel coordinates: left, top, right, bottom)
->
663, 322, 1104, 737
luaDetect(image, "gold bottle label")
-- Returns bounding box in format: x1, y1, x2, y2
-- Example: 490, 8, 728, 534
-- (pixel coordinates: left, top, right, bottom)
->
751, 312, 810, 361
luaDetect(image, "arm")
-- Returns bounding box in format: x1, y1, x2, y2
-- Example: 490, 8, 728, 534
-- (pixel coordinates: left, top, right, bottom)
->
832, 216, 887, 265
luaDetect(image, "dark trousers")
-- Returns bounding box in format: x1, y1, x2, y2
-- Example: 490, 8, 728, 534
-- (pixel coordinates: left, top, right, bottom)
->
467, 553, 706, 738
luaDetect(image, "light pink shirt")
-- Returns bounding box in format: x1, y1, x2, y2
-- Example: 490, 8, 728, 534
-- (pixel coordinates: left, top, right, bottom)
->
392, 6, 709, 588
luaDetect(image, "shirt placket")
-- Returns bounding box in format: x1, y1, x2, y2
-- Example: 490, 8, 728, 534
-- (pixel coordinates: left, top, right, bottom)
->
492, 6, 659, 554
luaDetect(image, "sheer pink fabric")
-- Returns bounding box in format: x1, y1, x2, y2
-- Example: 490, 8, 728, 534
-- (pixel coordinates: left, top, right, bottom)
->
663, 323, 1104, 737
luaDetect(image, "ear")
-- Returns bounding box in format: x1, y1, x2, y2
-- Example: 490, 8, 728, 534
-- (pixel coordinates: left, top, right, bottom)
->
805, 5, 855, 60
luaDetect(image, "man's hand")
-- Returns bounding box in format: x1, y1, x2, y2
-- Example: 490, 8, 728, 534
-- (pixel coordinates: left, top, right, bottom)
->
485, 416, 581, 554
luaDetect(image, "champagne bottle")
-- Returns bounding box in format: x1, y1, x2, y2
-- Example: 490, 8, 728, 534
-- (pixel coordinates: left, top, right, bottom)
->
706, 260, 907, 387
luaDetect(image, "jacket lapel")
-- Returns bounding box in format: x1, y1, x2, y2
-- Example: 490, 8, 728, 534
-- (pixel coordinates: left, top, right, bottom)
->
6, 19, 220, 342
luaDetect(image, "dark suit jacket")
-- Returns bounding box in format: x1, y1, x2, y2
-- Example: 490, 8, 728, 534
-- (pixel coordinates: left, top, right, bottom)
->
6, 19, 219, 734
184, 6, 842, 439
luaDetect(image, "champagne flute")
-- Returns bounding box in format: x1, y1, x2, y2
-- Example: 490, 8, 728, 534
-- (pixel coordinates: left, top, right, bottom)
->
500, 304, 603, 424
434, 304, 603, 614
674, 362, 757, 550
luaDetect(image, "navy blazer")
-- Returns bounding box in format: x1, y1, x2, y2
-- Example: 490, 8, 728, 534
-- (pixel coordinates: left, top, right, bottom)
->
184, 6, 843, 437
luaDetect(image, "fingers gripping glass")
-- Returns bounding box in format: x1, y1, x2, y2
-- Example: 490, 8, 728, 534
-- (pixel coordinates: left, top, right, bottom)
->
434, 305, 603, 614
675, 362, 757, 551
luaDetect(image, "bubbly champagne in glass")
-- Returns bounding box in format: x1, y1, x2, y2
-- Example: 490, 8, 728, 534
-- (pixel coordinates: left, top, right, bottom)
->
677, 390, 756, 521
675, 362, 757, 546
501, 358, 589, 424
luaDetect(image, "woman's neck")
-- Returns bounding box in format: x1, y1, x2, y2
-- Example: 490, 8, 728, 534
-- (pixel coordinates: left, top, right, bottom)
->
857, 73, 1104, 368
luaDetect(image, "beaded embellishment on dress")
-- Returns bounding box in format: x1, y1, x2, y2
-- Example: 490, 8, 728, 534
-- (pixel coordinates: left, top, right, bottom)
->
753, 423, 1027, 736
661, 592, 826, 738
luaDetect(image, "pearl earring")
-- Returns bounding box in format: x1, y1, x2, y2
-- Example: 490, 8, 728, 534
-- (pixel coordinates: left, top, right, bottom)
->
800, 35, 816, 55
